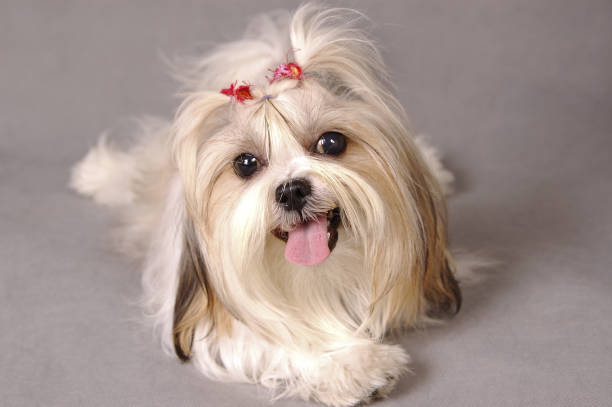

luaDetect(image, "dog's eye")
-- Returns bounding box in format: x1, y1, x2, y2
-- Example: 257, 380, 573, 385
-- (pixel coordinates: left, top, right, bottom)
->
233, 153, 261, 178
315, 131, 347, 156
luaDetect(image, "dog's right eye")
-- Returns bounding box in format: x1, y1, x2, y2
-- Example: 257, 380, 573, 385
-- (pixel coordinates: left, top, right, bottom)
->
315, 131, 347, 156
233, 153, 261, 178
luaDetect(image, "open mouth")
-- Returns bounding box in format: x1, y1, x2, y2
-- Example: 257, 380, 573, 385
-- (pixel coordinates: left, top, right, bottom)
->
272, 208, 341, 266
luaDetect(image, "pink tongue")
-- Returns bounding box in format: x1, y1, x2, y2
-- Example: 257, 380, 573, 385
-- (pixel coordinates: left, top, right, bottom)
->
285, 214, 330, 266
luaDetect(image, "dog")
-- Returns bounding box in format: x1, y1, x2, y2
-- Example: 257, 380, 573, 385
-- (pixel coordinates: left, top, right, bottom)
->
71, 4, 461, 406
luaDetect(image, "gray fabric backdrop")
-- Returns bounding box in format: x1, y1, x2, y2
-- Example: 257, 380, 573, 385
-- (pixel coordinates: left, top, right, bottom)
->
1, 1, 611, 406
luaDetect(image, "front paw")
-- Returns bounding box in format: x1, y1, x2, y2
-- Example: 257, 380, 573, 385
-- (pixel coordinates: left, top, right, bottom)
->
313, 343, 410, 407
365, 374, 399, 403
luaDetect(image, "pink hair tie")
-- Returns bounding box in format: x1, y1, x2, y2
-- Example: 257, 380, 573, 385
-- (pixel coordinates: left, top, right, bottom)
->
268, 62, 303, 83
220, 61, 304, 102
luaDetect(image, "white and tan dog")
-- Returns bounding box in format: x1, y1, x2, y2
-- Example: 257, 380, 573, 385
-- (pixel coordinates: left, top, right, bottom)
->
71, 4, 462, 406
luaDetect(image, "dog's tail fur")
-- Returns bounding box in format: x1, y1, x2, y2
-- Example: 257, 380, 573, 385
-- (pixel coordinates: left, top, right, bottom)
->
70, 135, 136, 206
70, 118, 172, 208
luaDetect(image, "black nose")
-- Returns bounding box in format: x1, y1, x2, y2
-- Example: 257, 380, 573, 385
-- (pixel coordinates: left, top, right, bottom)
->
275, 178, 311, 212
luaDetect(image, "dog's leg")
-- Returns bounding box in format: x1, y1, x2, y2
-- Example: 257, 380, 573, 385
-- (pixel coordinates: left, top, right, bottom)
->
190, 320, 409, 407
301, 341, 410, 406
256, 340, 410, 406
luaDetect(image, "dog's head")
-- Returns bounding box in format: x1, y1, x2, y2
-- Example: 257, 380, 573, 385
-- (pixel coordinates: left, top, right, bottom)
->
169, 4, 460, 360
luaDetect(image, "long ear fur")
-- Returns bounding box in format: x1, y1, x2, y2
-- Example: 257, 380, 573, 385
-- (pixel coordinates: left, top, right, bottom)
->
420, 190, 462, 316
171, 92, 233, 361
173, 218, 235, 361
383, 172, 462, 327
172, 219, 212, 361
423, 249, 462, 316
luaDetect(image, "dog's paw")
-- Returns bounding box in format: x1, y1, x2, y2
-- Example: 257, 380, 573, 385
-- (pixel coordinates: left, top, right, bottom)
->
312, 343, 409, 407
364, 375, 399, 403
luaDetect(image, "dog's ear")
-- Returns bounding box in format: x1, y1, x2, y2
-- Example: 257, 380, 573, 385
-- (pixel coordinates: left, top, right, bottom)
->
173, 92, 229, 222
171, 92, 235, 361
172, 220, 214, 361
420, 195, 462, 315
423, 249, 462, 316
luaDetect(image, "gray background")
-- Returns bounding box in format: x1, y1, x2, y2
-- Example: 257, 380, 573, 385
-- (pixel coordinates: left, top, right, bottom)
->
1, 1, 611, 406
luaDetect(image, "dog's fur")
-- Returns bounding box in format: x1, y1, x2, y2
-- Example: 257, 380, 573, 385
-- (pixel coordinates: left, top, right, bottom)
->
71, 4, 462, 406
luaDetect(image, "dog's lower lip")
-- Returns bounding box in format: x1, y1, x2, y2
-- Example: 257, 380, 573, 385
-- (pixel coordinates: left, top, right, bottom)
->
272, 208, 341, 251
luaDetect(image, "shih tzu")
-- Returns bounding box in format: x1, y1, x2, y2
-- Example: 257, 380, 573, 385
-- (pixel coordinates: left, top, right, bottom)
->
71, 4, 463, 406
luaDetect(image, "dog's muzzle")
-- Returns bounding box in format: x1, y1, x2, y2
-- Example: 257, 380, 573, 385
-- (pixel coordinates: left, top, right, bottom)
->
272, 179, 341, 266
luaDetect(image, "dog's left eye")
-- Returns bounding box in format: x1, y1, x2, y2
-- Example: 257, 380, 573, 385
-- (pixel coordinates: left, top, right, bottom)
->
315, 131, 347, 156
233, 153, 261, 178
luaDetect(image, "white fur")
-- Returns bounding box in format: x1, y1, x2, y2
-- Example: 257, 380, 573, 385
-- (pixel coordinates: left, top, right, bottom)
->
70, 135, 135, 206
71, 4, 467, 406
415, 135, 455, 195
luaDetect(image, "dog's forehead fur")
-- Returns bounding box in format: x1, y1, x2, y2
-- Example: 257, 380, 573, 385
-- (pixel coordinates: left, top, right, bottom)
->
228, 82, 332, 160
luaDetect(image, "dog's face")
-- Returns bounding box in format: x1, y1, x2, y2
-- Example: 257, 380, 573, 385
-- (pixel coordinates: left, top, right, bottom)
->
170, 25, 460, 358
188, 81, 411, 267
